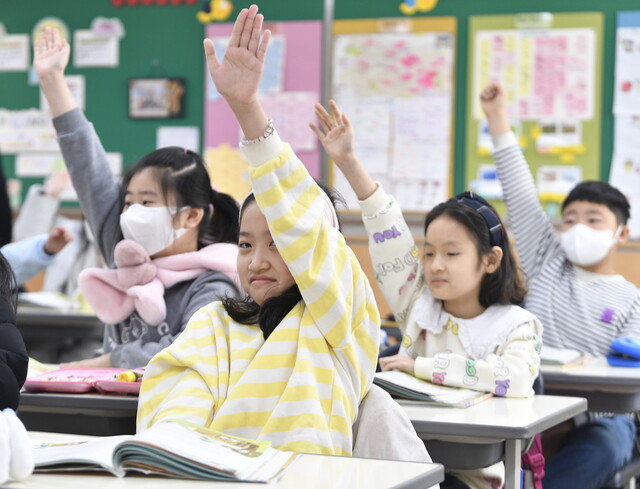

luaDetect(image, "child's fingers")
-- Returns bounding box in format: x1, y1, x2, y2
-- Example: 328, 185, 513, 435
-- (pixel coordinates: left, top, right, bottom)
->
203, 39, 220, 72
239, 5, 259, 49
257, 30, 271, 63
315, 111, 334, 133
329, 100, 342, 121
340, 113, 352, 131
247, 13, 264, 55
309, 123, 325, 140
228, 7, 249, 47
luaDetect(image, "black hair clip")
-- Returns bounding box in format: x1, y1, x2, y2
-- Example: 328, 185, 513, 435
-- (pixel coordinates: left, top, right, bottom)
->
455, 191, 504, 247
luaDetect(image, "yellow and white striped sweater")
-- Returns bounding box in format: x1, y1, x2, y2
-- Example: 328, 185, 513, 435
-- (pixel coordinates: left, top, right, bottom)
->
137, 133, 380, 456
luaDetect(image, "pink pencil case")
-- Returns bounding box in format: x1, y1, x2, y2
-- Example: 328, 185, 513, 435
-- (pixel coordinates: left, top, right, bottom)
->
24, 368, 143, 395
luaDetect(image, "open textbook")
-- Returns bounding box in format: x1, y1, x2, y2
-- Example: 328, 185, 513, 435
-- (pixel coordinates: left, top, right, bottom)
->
374, 370, 493, 408
34, 420, 299, 482
540, 345, 585, 366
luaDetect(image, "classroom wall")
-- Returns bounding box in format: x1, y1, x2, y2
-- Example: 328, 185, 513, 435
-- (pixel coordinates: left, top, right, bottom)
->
2, 0, 640, 307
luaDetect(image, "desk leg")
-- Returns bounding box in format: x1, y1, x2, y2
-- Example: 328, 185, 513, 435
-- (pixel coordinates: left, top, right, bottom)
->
504, 439, 522, 489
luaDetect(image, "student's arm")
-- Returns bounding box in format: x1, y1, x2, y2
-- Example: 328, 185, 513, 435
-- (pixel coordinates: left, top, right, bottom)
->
481, 84, 559, 279
110, 275, 237, 369
137, 305, 222, 431
414, 319, 542, 398
312, 101, 424, 326
1, 234, 57, 286
34, 27, 122, 264
207, 6, 379, 398
0, 298, 28, 411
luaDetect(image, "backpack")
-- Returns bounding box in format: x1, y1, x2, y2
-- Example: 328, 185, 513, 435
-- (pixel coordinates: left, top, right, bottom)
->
521, 434, 545, 489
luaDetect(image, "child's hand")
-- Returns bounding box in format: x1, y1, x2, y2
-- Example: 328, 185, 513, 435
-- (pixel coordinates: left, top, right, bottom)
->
378, 354, 416, 375
44, 170, 70, 198
44, 226, 73, 255
33, 27, 70, 82
479, 83, 507, 118
204, 4, 271, 108
310, 100, 357, 168
59, 352, 112, 369
479, 83, 511, 137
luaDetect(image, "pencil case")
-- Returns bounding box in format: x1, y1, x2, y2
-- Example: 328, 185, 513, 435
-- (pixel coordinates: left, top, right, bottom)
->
24, 368, 144, 394
606, 337, 640, 367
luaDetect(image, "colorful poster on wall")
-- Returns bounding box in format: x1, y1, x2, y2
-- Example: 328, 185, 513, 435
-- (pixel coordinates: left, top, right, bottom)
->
332, 18, 456, 212
472, 28, 595, 121
204, 21, 322, 179
465, 13, 603, 217
613, 12, 640, 116
611, 12, 640, 239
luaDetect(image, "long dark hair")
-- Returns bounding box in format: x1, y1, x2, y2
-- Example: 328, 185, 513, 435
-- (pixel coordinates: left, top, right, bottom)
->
120, 147, 239, 246
0, 252, 17, 311
423, 194, 526, 308
222, 183, 344, 340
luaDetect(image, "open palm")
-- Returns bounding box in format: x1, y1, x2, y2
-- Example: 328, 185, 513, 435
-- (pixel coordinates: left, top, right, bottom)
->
204, 5, 270, 105
310, 101, 356, 167
33, 27, 70, 80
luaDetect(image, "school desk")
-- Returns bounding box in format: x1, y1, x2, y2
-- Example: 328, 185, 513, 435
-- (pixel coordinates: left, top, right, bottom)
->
24, 431, 444, 489
402, 394, 587, 489
17, 305, 103, 341
18, 392, 137, 436
541, 357, 640, 413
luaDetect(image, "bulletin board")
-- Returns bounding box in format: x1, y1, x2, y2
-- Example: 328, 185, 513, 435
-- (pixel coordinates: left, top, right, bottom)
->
203, 21, 323, 201
465, 12, 604, 217
331, 17, 457, 212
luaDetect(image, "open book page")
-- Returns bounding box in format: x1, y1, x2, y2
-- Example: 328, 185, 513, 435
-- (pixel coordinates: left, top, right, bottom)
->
118, 421, 298, 482
374, 370, 493, 408
34, 435, 132, 475
540, 345, 585, 366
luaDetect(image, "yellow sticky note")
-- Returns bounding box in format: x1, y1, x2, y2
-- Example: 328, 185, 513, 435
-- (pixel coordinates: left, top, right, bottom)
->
205, 144, 251, 203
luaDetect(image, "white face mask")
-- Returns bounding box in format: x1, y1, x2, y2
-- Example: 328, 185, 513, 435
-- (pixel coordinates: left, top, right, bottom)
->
560, 223, 622, 266
119, 204, 188, 256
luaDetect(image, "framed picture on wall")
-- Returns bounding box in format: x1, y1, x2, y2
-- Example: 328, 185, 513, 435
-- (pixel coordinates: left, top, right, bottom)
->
128, 77, 186, 119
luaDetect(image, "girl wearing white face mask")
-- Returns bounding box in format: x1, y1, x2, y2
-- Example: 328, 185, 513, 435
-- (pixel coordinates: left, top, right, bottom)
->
34, 29, 241, 370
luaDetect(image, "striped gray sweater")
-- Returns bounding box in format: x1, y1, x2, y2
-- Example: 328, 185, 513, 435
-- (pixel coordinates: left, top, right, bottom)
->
493, 132, 640, 356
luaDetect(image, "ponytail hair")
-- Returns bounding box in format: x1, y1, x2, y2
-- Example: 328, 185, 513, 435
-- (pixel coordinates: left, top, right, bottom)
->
204, 188, 240, 246
120, 147, 240, 247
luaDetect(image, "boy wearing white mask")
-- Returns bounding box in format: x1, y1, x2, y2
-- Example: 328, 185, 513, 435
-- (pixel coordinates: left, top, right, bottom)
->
481, 83, 640, 489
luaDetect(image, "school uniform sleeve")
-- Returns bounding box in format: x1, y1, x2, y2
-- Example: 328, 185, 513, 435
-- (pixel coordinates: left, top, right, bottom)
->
493, 132, 560, 279
110, 273, 237, 369
358, 185, 423, 326
413, 319, 542, 398
52, 109, 122, 265
0, 234, 56, 286
241, 131, 380, 399
0, 298, 28, 411
13, 185, 59, 242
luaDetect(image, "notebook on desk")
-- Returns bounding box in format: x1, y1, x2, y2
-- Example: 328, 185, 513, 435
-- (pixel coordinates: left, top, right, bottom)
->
374, 370, 493, 408
24, 367, 143, 395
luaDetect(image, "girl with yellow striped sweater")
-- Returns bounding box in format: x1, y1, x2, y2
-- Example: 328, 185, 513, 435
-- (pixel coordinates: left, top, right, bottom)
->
137, 5, 380, 456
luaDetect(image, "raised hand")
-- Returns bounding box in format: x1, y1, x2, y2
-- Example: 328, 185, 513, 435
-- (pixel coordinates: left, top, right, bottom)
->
479, 83, 510, 137
204, 4, 270, 108
310, 100, 357, 168
44, 170, 70, 199
311, 100, 377, 201
44, 226, 73, 255
33, 27, 70, 81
